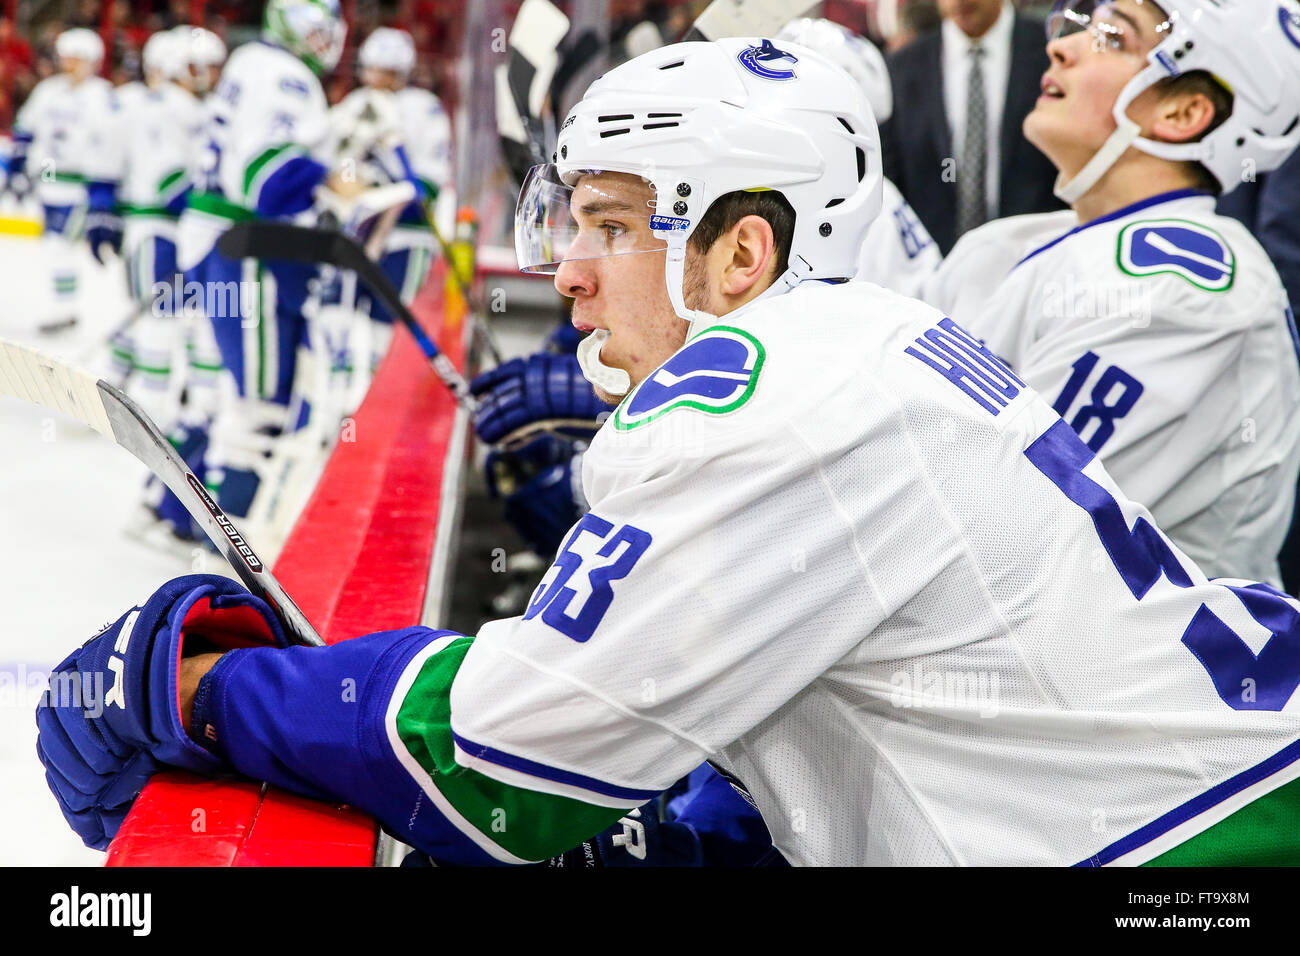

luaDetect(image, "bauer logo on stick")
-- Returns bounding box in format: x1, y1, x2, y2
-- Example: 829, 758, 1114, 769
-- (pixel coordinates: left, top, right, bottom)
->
737, 39, 799, 81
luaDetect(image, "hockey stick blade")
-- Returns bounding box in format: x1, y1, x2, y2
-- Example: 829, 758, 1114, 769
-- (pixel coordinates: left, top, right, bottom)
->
0, 338, 324, 648
685, 0, 819, 40
218, 222, 477, 411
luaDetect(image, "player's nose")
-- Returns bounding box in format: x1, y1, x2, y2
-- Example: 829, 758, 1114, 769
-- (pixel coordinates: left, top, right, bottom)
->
554, 254, 596, 299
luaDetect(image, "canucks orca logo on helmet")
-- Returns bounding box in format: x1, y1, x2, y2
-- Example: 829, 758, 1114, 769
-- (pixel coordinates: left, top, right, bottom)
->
1280, 6, 1300, 50
737, 39, 799, 81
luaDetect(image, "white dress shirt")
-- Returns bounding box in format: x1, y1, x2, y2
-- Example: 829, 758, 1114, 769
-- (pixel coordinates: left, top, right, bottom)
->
942, 1, 1014, 218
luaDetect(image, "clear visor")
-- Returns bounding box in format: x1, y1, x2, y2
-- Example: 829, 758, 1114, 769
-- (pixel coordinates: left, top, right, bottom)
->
1046, 0, 1176, 54
515, 164, 670, 275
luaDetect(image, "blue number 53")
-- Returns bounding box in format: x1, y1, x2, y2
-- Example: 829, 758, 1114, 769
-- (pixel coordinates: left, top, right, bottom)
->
1026, 420, 1300, 710
524, 514, 653, 643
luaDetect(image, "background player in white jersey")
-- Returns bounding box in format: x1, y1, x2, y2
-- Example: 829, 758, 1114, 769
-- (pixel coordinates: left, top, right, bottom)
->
317, 26, 451, 386
176, 0, 374, 528
37, 36, 1300, 867
924, 0, 1300, 584
147, 26, 230, 544
8, 28, 122, 334
111, 30, 205, 428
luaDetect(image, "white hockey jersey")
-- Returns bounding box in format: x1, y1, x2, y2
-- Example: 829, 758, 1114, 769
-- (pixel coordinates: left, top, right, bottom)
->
441, 278, 1300, 866
118, 81, 203, 216
395, 86, 451, 198
923, 189, 1300, 584
179, 40, 329, 268
856, 176, 940, 298
15, 73, 122, 206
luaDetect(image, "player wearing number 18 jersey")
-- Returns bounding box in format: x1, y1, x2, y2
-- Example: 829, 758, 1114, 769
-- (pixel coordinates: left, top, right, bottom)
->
35, 35, 1300, 867
925, 0, 1300, 585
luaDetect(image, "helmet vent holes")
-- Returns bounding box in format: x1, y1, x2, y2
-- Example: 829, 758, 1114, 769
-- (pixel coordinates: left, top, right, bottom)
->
837, 117, 855, 134
647, 112, 683, 118
659, 60, 685, 70
599, 128, 631, 139
642, 122, 680, 130
1285, 116, 1299, 136
856, 147, 866, 182
598, 114, 635, 122
824, 198, 845, 208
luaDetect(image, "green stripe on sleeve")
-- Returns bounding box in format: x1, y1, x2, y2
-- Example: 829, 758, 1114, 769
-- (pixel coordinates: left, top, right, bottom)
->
242, 144, 306, 202
1143, 776, 1300, 866
395, 638, 629, 862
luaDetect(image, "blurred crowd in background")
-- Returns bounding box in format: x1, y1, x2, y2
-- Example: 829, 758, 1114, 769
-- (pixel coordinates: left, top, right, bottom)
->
0, 1, 1061, 132
0, 0, 464, 129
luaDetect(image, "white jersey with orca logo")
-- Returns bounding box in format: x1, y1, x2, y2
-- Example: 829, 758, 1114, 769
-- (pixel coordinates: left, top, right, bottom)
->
924, 190, 1300, 584
447, 278, 1300, 866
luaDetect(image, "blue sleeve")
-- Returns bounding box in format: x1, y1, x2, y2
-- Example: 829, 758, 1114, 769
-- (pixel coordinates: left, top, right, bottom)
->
86, 179, 118, 213
10, 129, 32, 175
253, 155, 328, 218
193, 625, 507, 866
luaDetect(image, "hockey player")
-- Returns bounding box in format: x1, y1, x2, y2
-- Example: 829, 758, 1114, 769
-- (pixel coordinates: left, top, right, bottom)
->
112, 30, 205, 425
8, 28, 122, 333
312, 26, 452, 402
178, 0, 352, 521
473, 17, 942, 562
38, 35, 1300, 867
174, 25, 226, 97
924, 0, 1300, 584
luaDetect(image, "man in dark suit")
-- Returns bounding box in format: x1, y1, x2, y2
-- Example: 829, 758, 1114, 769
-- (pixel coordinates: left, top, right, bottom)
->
882, 0, 1064, 254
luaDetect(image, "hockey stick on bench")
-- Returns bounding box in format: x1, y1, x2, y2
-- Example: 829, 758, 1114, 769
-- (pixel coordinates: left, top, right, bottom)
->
0, 339, 324, 648
218, 222, 478, 413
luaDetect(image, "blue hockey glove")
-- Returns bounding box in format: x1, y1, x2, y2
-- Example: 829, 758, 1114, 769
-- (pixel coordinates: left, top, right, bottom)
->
485, 436, 586, 557
545, 803, 705, 867
85, 180, 123, 264
470, 352, 608, 447
35, 574, 289, 849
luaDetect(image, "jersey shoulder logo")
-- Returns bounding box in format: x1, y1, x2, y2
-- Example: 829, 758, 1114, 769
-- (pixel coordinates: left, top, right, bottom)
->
1117, 218, 1236, 293
614, 326, 765, 430
737, 39, 799, 81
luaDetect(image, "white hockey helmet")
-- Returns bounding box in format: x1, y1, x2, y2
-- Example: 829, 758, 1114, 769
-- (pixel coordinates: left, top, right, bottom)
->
172, 26, 227, 92
777, 18, 893, 123
1049, 0, 1300, 201
56, 27, 104, 67
264, 0, 346, 74
143, 30, 187, 83
517, 37, 883, 332
359, 27, 416, 79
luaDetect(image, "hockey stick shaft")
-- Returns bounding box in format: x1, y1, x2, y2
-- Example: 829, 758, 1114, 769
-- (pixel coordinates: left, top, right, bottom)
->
0, 339, 324, 648
217, 222, 478, 413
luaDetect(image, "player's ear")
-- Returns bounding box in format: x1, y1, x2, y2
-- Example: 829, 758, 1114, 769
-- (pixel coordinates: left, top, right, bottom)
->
1149, 88, 1217, 145
719, 214, 777, 297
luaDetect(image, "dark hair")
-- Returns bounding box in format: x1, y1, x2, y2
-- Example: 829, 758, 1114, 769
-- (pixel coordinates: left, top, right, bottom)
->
1154, 69, 1234, 193
688, 189, 797, 278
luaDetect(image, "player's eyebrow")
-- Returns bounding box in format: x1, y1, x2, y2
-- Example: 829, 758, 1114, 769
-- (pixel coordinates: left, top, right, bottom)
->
578, 199, 637, 216
1108, 4, 1146, 40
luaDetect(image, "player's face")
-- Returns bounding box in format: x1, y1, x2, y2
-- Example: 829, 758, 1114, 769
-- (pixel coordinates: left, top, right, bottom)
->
60, 56, 94, 81
554, 172, 688, 404
362, 66, 404, 91
1025, 0, 1168, 180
